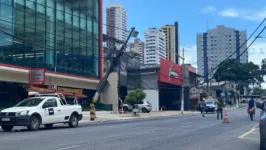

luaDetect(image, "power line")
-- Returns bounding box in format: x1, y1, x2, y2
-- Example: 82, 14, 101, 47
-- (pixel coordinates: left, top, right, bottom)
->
191, 18, 266, 89
194, 23, 266, 89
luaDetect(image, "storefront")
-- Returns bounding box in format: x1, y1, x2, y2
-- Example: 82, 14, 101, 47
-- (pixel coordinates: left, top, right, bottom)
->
158, 59, 182, 110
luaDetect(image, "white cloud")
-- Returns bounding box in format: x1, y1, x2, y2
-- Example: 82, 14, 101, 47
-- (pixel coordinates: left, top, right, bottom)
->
181, 45, 197, 68
218, 7, 266, 21
201, 6, 216, 13
245, 41, 266, 87
219, 8, 239, 17
248, 41, 266, 65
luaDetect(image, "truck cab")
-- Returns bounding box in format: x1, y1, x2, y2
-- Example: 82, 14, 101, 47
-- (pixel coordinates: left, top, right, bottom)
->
0, 93, 82, 131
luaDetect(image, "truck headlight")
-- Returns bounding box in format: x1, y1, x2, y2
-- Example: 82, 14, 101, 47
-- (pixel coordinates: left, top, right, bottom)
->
16, 111, 29, 116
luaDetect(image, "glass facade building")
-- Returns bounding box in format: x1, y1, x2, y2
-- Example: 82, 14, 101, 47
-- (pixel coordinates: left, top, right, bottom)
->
0, 0, 102, 78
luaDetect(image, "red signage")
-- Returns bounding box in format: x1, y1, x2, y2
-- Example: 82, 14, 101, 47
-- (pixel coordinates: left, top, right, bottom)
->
28, 68, 46, 85
158, 58, 182, 86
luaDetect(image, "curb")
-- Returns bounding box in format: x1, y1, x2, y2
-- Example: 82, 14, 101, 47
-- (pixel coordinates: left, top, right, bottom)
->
79, 113, 200, 125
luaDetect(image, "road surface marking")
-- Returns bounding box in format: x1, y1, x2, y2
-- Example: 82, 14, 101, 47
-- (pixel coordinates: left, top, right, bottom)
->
238, 128, 256, 138
56, 145, 82, 150
241, 137, 260, 141
251, 123, 259, 129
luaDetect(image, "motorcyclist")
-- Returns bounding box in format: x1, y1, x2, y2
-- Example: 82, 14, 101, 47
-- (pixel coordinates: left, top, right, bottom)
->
248, 98, 255, 114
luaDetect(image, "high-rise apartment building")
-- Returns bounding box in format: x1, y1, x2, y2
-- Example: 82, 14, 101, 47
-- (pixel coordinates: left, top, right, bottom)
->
161, 22, 180, 64
144, 28, 166, 65
127, 38, 145, 64
197, 25, 248, 81
106, 3, 127, 48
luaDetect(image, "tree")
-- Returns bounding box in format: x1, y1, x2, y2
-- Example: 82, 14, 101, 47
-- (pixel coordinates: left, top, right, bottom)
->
213, 59, 252, 82
213, 59, 264, 104
124, 89, 146, 115
252, 86, 266, 96
213, 59, 264, 85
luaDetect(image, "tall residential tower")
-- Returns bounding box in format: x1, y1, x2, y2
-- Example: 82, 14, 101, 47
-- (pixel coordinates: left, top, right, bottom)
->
106, 3, 127, 48
144, 28, 166, 65
162, 22, 180, 64
197, 25, 248, 81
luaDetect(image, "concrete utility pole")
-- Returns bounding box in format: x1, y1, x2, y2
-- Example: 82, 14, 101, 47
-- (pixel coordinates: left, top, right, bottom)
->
175, 48, 185, 114
90, 27, 138, 121
180, 48, 185, 115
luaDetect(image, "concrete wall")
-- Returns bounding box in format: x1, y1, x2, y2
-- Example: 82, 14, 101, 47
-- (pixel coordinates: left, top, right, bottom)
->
100, 72, 118, 113
144, 90, 159, 111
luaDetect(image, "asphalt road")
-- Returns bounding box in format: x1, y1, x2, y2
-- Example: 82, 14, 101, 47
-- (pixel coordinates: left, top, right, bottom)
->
0, 108, 261, 150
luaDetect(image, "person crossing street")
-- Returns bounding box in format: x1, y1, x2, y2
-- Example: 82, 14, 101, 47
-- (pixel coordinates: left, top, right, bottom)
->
200, 100, 207, 117
217, 101, 224, 120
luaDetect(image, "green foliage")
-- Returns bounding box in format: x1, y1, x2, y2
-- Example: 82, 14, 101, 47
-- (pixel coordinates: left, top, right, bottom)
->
252, 86, 266, 96
124, 89, 146, 107
213, 59, 264, 86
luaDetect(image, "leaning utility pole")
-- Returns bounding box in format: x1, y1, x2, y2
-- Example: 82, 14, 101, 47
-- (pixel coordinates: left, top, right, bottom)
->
90, 28, 137, 121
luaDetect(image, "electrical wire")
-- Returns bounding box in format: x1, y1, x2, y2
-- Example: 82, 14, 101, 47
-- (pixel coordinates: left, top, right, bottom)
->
194, 24, 266, 89
191, 18, 266, 89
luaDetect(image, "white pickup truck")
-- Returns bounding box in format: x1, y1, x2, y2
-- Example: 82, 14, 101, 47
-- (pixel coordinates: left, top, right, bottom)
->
0, 94, 82, 131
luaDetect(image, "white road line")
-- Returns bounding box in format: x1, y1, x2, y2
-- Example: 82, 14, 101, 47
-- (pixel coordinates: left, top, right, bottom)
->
238, 128, 256, 138
241, 137, 260, 141
251, 123, 259, 129
55, 145, 82, 150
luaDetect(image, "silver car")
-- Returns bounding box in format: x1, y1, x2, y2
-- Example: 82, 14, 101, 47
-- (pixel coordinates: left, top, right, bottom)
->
123, 101, 152, 113
256, 100, 266, 150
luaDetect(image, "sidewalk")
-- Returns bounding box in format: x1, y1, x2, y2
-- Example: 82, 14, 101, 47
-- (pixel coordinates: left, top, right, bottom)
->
225, 103, 246, 111
80, 111, 200, 123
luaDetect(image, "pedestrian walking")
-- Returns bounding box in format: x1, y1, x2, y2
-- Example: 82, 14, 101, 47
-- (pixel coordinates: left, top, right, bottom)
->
118, 97, 123, 113
217, 101, 224, 120
200, 100, 206, 117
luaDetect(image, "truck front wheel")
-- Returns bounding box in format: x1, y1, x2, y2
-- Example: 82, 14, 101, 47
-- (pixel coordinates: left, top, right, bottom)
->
69, 114, 78, 128
27, 116, 41, 131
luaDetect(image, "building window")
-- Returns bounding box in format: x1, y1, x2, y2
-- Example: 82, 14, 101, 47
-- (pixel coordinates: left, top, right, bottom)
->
0, 0, 100, 78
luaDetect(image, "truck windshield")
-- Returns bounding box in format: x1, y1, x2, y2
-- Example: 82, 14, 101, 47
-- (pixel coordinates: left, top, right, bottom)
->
15, 98, 45, 107
205, 102, 213, 105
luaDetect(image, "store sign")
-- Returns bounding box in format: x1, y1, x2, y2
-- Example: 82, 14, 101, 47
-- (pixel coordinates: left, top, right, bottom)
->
158, 58, 182, 86
119, 60, 127, 87
57, 87, 83, 95
28, 68, 45, 85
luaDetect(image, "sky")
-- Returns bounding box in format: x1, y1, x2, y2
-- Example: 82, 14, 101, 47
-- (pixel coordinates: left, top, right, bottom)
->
103, 0, 266, 67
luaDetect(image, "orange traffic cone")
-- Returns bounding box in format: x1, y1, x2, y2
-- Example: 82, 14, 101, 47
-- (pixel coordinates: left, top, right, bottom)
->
223, 110, 229, 123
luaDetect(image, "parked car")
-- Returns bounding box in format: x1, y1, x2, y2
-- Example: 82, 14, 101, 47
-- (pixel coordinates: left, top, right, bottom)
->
256, 100, 266, 150
123, 101, 152, 113
0, 93, 82, 131
205, 101, 217, 113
